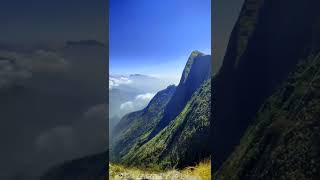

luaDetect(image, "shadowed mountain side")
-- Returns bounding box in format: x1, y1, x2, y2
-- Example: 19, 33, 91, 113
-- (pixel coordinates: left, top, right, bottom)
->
212, 0, 320, 171
216, 50, 320, 180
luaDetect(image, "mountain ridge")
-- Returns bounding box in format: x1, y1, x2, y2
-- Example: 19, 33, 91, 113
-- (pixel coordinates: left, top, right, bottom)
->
110, 50, 211, 170
149, 51, 211, 139
110, 84, 176, 162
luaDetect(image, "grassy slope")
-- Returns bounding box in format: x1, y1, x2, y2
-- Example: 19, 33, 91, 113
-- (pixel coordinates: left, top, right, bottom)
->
111, 51, 211, 170
123, 80, 211, 170
213, 0, 320, 172
216, 53, 320, 179
110, 85, 176, 162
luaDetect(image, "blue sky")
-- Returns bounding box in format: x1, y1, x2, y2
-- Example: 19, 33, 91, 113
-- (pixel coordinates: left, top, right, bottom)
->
110, 0, 211, 77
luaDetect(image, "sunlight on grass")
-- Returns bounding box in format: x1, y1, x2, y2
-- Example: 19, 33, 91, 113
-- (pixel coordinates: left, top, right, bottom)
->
109, 159, 211, 180
181, 159, 211, 180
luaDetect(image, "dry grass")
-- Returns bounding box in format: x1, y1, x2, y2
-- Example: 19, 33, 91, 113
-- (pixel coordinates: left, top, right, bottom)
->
181, 159, 211, 180
109, 160, 211, 180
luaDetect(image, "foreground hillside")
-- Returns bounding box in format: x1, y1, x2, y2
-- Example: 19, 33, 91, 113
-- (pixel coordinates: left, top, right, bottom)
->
124, 79, 211, 169
109, 160, 210, 180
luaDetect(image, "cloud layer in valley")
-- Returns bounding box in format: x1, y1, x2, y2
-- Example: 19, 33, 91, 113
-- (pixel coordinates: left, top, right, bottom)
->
109, 75, 132, 89
119, 93, 155, 116
108, 74, 176, 132
35, 103, 107, 163
0, 42, 107, 179
0, 49, 69, 89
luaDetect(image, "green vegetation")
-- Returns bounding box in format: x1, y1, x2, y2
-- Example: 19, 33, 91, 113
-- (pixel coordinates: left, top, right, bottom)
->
216, 53, 320, 179
110, 85, 176, 162
123, 80, 211, 170
213, 0, 320, 178
232, 0, 263, 67
110, 51, 211, 171
111, 79, 211, 171
180, 50, 205, 84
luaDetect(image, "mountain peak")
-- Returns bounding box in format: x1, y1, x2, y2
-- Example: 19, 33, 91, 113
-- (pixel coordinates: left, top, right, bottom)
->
130, 74, 144, 77
180, 50, 207, 84
190, 50, 205, 57
148, 51, 211, 138
129, 74, 151, 78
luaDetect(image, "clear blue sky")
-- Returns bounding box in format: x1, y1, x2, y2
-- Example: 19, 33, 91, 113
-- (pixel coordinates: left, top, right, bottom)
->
110, 0, 211, 77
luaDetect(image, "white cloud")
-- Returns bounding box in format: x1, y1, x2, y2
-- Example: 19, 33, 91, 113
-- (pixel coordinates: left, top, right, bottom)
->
27, 50, 68, 73
135, 93, 155, 101
120, 101, 134, 111
119, 93, 155, 116
109, 76, 132, 89
35, 103, 107, 160
0, 49, 69, 89
0, 59, 32, 88
35, 126, 75, 153
83, 104, 107, 120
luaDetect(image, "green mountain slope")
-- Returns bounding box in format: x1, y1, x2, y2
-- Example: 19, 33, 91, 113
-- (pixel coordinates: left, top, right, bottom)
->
42, 50, 212, 179
213, 0, 320, 178
216, 52, 320, 180
110, 85, 176, 162
150, 51, 211, 138
110, 51, 211, 170
213, 0, 320, 171
123, 80, 211, 170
